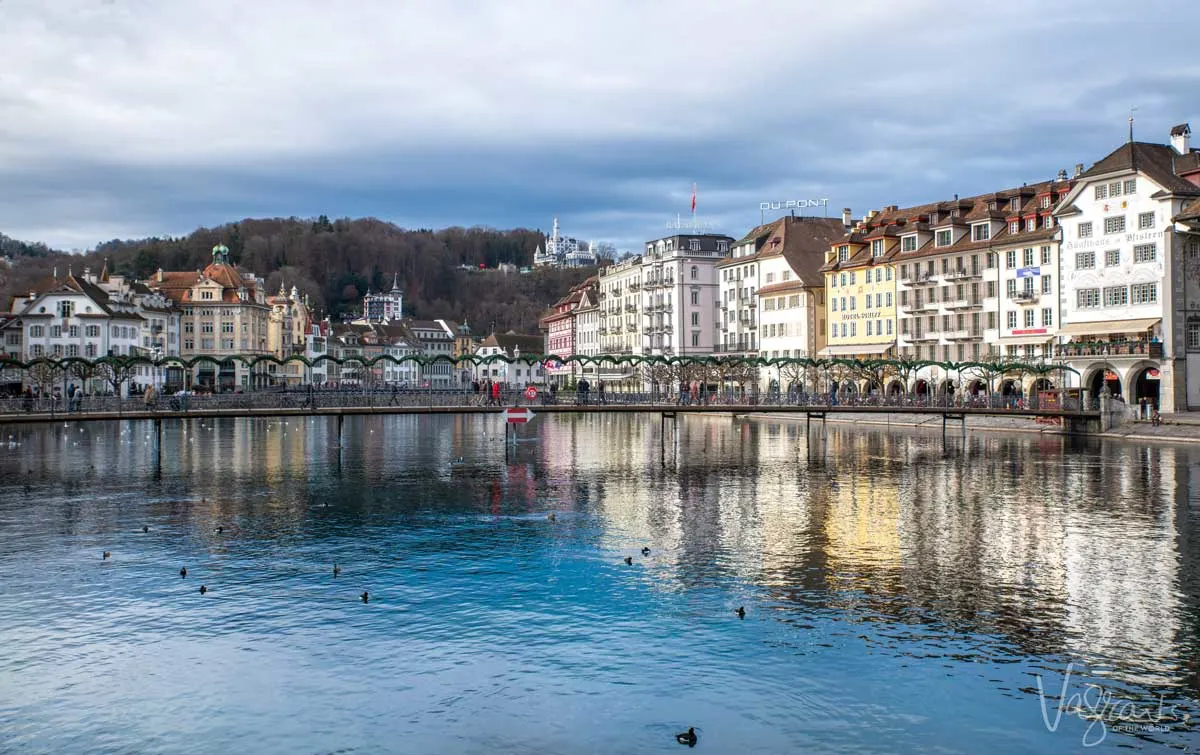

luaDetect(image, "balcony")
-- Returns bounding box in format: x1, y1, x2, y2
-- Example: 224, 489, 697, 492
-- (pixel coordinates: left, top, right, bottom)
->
1056, 340, 1163, 359
1009, 291, 1040, 303
946, 267, 982, 280
598, 326, 607, 335
943, 329, 981, 340
903, 300, 938, 314
628, 281, 641, 292
626, 323, 638, 333
625, 304, 637, 313
909, 331, 939, 342
945, 298, 983, 310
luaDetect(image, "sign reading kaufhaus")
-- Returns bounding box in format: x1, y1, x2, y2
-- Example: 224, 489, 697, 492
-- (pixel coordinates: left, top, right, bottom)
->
1062, 230, 1159, 251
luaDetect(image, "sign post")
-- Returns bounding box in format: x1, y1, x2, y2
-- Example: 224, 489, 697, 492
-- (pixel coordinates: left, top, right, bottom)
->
504, 407, 535, 462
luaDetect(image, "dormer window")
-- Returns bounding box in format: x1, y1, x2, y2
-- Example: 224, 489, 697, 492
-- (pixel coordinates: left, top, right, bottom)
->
1040, 196, 1051, 209
901, 235, 917, 252
1026, 218, 1037, 232
871, 239, 884, 257
201, 290, 213, 300
1009, 221, 1019, 234
689, 239, 700, 251
971, 224, 991, 241
950, 209, 959, 218
837, 245, 849, 262
716, 241, 729, 253
1012, 198, 1023, 211
935, 230, 952, 247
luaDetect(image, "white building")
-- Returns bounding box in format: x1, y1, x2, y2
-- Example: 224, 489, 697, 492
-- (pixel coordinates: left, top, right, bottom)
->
533, 217, 598, 268
598, 255, 644, 364
573, 287, 602, 383
362, 274, 404, 323
1, 270, 175, 395
1054, 123, 1200, 411
640, 232, 731, 357
716, 228, 762, 356
1173, 195, 1200, 408
473, 331, 547, 387
751, 216, 846, 365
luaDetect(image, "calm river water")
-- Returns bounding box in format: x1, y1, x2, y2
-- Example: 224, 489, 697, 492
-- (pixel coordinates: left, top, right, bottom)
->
0, 414, 1197, 754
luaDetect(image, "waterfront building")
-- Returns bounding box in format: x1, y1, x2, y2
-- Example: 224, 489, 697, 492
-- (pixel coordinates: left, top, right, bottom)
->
148, 244, 272, 391
362, 275, 404, 323
751, 216, 846, 367
573, 286, 602, 384
597, 256, 643, 369
2, 269, 158, 395
303, 321, 329, 386
533, 217, 598, 268
473, 331, 547, 387
1172, 196, 1200, 407
888, 178, 1073, 395
716, 224, 768, 358
267, 284, 311, 386
540, 277, 597, 387
405, 320, 456, 388
1053, 122, 1200, 411
436, 319, 474, 386
819, 213, 899, 367
640, 232, 731, 359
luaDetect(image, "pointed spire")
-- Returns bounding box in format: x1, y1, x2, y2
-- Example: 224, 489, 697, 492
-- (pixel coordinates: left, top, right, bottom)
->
391, 272, 400, 291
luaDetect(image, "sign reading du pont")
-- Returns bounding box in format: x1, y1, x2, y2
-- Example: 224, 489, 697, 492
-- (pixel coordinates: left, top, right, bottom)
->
760, 198, 830, 211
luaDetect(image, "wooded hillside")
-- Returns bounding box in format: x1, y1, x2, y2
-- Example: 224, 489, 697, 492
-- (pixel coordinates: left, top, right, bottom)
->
0, 218, 603, 334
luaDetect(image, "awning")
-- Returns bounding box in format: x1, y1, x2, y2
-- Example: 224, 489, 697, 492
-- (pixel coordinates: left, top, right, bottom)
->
818, 343, 894, 357
998, 335, 1052, 346
1055, 318, 1161, 337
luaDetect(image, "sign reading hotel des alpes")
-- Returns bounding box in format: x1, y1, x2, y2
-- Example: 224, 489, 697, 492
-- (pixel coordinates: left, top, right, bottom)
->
1062, 230, 1160, 251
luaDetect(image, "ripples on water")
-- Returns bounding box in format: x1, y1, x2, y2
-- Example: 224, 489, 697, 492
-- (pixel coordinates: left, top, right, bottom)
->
0, 414, 1198, 754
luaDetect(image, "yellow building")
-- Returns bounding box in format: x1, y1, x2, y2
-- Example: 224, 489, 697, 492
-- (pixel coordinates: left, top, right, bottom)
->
819, 212, 899, 359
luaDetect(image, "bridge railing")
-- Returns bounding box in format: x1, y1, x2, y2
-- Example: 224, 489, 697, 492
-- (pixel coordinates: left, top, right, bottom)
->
0, 387, 1095, 417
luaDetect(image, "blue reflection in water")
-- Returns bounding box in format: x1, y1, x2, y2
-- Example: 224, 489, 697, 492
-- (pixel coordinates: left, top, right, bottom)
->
0, 413, 1197, 754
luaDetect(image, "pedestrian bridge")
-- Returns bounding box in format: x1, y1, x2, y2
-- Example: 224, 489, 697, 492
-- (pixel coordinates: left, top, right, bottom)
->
0, 390, 1103, 433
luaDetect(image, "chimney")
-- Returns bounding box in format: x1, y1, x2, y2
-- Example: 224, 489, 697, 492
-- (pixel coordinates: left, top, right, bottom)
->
157, 268, 164, 282
1074, 163, 1084, 177
1057, 169, 1068, 181
1170, 123, 1191, 155
842, 207, 852, 227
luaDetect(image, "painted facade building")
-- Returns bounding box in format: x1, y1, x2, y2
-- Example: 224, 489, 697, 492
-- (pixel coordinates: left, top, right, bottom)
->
1054, 124, 1200, 411
540, 277, 597, 386
640, 233, 731, 358
820, 214, 899, 362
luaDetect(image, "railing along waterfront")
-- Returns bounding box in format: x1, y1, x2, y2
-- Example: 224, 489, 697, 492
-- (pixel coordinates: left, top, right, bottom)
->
0, 387, 1096, 418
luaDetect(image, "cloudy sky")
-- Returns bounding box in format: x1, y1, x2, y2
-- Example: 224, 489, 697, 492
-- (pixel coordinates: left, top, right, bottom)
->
0, 0, 1197, 252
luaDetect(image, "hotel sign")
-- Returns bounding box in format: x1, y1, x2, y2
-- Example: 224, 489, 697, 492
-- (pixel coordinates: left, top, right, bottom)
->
1016, 267, 1041, 278
760, 199, 830, 211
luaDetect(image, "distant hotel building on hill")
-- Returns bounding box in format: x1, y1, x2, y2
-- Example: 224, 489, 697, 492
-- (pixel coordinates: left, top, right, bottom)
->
533, 217, 598, 268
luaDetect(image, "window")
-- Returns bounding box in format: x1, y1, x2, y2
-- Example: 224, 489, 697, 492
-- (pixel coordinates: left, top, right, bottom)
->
1024, 310, 1035, 328
201, 338, 214, 350
850, 297, 856, 311
201, 290, 213, 300
59, 301, 74, 319
717, 241, 729, 253
222, 322, 234, 333
867, 321, 873, 336
972, 224, 991, 241
1109, 181, 1122, 197
1006, 250, 1017, 268
1094, 185, 1108, 200
876, 293, 883, 308
875, 268, 883, 283
1103, 286, 1128, 307
837, 245, 849, 262
850, 323, 856, 337
1076, 252, 1096, 269
887, 320, 893, 335
85, 343, 96, 358
1042, 308, 1053, 327
68, 326, 79, 338
1045, 216, 1054, 228
691, 333, 699, 347
85, 325, 100, 338
886, 267, 893, 281
849, 272, 856, 285
1023, 248, 1035, 267
690, 290, 699, 305
1042, 275, 1052, 294
1138, 212, 1155, 230
839, 273, 846, 287
51, 325, 62, 338
1104, 216, 1125, 234
1079, 222, 1093, 238
691, 312, 699, 326
689, 239, 700, 251
1134, 243, 1156, 263
1077, 288, 1100, 308
1009, 221, 1020, 234
872, 239, 884, 256
831, 299, 838, 312
1041, 196, 1052, 209
1104, 249, 1120, 267
936, 230, 952, 247
1041, 246, 1052, 265
987, 312, 997, 329
902, 236, 917, 251
1189, 321, 1200, 351
783, 270, 791, 281
184, 339, 194, 350
1007, 279, 1017, 296
986, 281, 996, 298
1123, 179, 1137, 195
886, 292, 893, 307
1131, 282, 1158, 304
1007, 311, 1017, 328
1026, 219, 1036, 232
